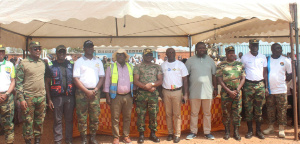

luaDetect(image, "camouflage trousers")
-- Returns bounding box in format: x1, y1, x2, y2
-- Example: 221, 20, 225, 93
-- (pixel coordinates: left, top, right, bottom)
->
75, 89, 100, 135
243, 81, 265, 122
22, 96, 46, 140
0, 93, 14, 143
221, 90, 242, 126
135, 90, 159, 132
266, 93, 287, 125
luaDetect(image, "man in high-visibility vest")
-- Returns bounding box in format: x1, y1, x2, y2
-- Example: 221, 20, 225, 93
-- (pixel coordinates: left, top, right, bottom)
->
103, 49, 134, 144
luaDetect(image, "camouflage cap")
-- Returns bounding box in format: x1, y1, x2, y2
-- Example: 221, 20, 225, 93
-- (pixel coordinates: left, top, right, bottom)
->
225, 46, 235, 53
249, 39, 259, 44
0, 44, 5, 51
56, 45, 66, 52
29, 41, 41, 48
143, 48, 153, 56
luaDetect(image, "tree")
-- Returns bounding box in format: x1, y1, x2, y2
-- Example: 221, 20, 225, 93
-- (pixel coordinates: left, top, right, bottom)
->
68, 47, 83, 53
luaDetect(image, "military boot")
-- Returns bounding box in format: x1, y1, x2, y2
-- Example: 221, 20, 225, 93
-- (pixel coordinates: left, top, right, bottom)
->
89, 134, 98, 144
25, 139, 31, 144
34, 137, 40, 144
245, 121, 253, 139
80, 133, 87, 144
263, 124, 274, 135
149, 130, 160, 143
138, 132, 144, 143
256, 121, 265, 139
223, 124, 230, 140
233, 125, 241, 141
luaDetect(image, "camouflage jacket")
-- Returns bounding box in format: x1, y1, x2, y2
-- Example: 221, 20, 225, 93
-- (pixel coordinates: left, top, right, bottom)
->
216, 61, 246, 89
133, 62, 163, 84
16, 56, 49, 102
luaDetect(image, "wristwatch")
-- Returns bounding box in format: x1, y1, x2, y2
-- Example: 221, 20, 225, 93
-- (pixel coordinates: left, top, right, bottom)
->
5, 92, 10, 96
151, 83, 155, 86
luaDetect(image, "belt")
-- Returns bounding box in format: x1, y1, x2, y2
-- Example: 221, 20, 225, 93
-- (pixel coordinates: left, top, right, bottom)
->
245, 79, 264, 84
87, 88, 96, 90
117, 92, 130, 96
163, 87, 182, 91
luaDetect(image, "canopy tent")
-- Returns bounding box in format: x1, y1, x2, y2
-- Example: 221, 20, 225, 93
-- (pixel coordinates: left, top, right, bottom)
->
0, 0, 297, 50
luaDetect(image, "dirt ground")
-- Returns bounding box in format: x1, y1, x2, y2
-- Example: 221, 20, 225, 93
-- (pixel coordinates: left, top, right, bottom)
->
1, 110, 300, 144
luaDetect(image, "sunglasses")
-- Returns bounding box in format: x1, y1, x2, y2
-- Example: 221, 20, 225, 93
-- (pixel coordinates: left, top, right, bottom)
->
33, 47, 41, 51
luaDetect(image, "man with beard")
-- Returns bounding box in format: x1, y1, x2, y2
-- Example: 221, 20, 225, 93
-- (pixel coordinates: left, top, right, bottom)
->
185, 42, 217, 140
241, 39, 268, 139
46, 45, 75, 144
263, 43, 292, 138
216, 46, 245, 141
73, 40, 105, 144
16, 42, 49, 144
0, 45, 15, 144
133, 48, 163, 143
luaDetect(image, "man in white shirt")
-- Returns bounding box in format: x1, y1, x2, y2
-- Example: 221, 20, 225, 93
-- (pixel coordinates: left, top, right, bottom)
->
155, 55, 164, 65
0, 45, 15, 144
241, 39, 268, 139
263, 43, 292, 138
73, 40, 105, 144
160, 48, 188, 143
236, 52, 243, 62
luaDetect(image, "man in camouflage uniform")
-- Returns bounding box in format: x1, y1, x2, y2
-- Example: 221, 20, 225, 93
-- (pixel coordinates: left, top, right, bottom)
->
0, 45, 15, 144
216, 46, 246, 141
263, 43, 292, 138
16, 41, 49, 144
73, 40, 105, 144
133, 48, 163, 143
241, 39, 268, 139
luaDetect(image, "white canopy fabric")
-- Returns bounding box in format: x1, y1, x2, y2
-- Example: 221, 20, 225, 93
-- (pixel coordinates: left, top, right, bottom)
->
0, 0, 298, 49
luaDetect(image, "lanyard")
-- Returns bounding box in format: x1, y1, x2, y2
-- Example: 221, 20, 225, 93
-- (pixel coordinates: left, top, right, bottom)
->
0, 60, 6, 72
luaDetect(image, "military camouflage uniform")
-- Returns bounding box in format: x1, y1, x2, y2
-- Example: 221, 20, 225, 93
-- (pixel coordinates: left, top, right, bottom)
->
0, 93, 14, 143
216, 61, 245, 126
266, 93, 287, 125
75, 89, 100, 134
16, 56, 49, 140
0, 59, 15, 144
243, 81, 265, 122
133, 63, 163, 132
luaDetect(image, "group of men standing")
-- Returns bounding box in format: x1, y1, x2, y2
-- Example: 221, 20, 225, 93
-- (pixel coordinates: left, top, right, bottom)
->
217, 39, 292, 141
0, 38, 293, 144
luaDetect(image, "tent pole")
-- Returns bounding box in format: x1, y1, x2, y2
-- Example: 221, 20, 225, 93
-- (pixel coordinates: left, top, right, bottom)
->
290, 21, 298, 140
293, 3, 300, 128
188, 35, 192, 57
25, 37, 28, 58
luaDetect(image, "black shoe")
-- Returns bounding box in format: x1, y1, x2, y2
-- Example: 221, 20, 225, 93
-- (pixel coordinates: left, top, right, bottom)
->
167, 134, 173, 141
138, 132, 144, 143
245, 121, 253, 139
173, 136, 180, 143
34, 137, 40, 144
89, 134, 98, 144
233, 125, 241, 141
223, 124, 230, 140
25, 139, 31, 144
256, 121, 265, 139
80, 133, 87, 144
149, 130, 160, 143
